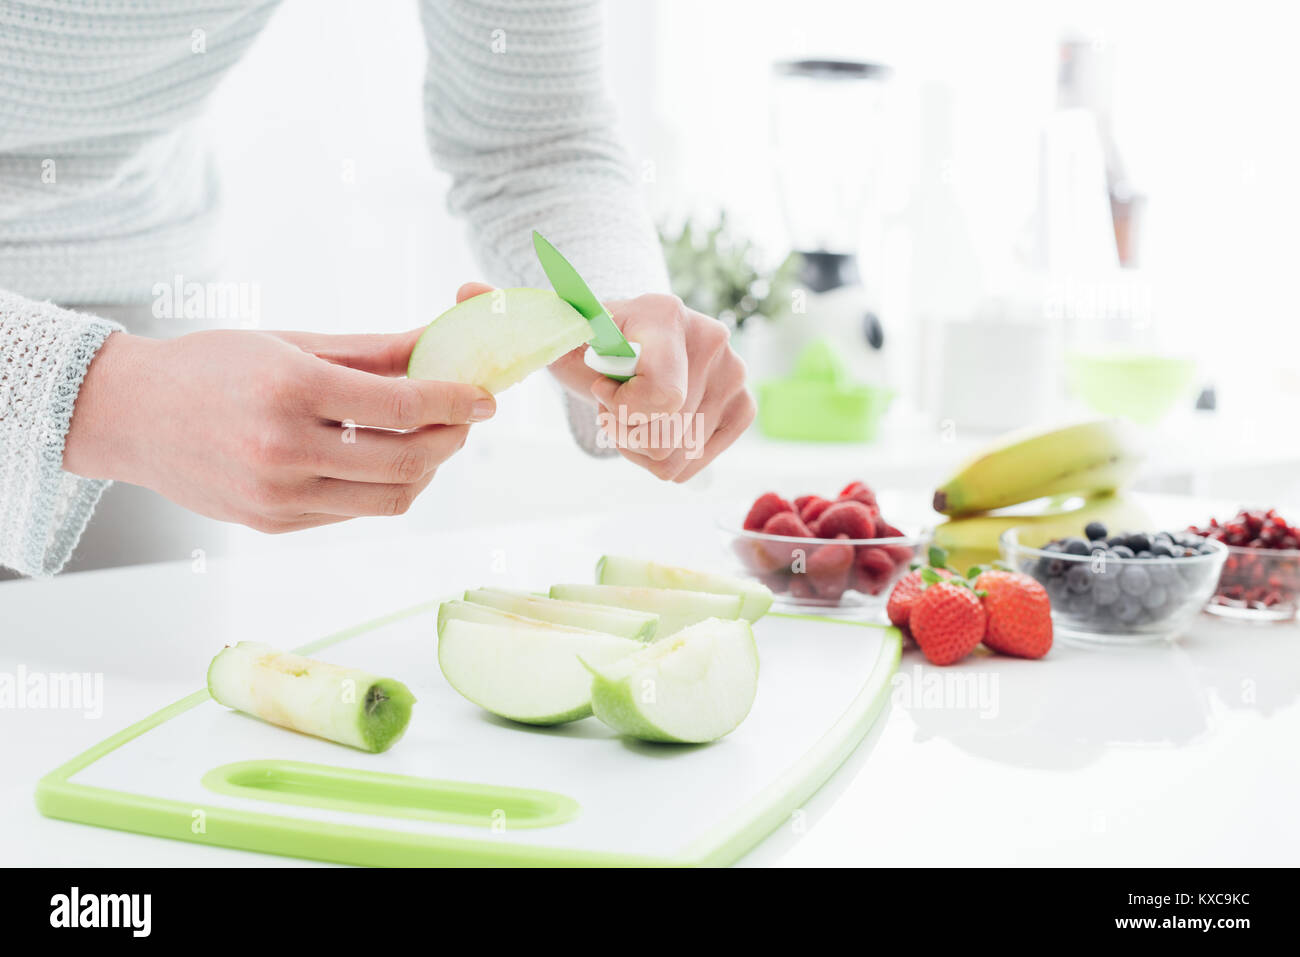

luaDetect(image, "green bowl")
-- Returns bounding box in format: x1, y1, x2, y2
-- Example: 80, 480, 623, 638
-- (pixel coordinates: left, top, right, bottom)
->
1065, 351, 1195, 425
756, 379, 894, 442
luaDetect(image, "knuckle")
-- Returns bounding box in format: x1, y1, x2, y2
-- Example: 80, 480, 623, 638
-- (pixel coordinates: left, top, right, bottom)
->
384, 484, 416, 517
736, 390, 757, 427
385, 383, 420, 430
390, 444, 429, 483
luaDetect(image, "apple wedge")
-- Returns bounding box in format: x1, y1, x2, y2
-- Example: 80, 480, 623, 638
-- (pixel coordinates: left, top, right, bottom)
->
595, 555, 774, 621
207, 642, 415, 753
548, 584, 742, 639
407, 288, 592, 394
583, 618, 759, 744
437, 619, 641, 726
462, 588, 659, 641
436, 598, 612, 638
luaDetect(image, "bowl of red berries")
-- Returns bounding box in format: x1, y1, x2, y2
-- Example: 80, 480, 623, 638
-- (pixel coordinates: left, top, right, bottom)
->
721, 481, 930, 615
1189, 508, 1300, 622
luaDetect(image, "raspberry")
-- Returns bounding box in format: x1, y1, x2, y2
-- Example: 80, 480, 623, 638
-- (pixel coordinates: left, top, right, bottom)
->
798, 495, 834, 525
811, 501, 877, 539
838, 480, 878, 507
806, 542, 854, 599
744, 492, 793, 531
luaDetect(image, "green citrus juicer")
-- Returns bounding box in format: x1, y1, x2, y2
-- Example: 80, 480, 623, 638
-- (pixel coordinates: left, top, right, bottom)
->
757, 338, 894, 442
533, 230, 640, 382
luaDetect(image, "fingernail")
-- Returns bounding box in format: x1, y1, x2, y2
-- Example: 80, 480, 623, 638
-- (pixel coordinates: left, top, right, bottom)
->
471, 399, 495, 422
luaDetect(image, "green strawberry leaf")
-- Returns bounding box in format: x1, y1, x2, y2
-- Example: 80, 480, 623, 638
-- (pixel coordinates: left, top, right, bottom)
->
920, 567, 943, 585
928, 545, 948, 569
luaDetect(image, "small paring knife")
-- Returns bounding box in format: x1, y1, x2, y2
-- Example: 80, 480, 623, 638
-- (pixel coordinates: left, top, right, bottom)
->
532, 230, 640, 382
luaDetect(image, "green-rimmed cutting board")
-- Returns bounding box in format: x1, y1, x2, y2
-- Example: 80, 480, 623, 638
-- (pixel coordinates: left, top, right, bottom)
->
36, 604, 900, 867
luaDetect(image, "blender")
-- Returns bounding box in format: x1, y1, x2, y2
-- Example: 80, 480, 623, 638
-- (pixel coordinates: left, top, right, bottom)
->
756, 59, 894, 441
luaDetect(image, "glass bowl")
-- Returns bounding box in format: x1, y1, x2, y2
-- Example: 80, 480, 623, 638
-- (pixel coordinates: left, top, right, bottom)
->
1205, 545, 1300, 622
1000, 527, 1227, 644
718, 518, 930, 616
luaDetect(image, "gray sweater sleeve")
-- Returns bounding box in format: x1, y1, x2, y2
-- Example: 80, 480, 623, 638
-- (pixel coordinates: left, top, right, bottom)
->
0, 290, 122, 576
419, 0, 671, 453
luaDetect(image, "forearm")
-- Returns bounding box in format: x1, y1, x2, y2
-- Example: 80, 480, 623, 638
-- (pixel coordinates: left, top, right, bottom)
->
0, 289, 122, 576
419, 0, 669, 299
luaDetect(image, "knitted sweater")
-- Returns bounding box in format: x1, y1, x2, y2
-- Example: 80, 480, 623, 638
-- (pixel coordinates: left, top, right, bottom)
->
0, 0, 668, 576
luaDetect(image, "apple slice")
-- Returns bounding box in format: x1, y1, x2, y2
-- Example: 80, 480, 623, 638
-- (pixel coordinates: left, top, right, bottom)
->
436, 598, 609, 638
438, 619, 640, 725
584, 618, 759, 744
548, 584, 742, 639
407, 288, 592, 394
462, 588, 659, 641
595, 555, 774, 621
207, 642, 415, 753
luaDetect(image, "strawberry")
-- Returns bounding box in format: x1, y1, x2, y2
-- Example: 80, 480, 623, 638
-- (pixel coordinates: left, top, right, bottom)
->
974, 570, 1053, 659
886, 566, 953, 628
806, 541, 854, 598
811, 500, 877, 539
798, 495, 834, 525
910, 580, 987, 666
744, 492, 794, 531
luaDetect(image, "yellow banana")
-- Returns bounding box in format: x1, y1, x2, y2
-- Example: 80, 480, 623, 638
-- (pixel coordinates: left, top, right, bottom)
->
933, 418, 1143, 516
932, 493, 1151, 574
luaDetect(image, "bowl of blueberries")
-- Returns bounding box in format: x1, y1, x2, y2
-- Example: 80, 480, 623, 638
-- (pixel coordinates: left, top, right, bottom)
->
1000, 521, 1227, 644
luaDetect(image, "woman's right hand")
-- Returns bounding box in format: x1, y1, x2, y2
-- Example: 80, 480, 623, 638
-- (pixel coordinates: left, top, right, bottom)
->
63, 328, 494, 532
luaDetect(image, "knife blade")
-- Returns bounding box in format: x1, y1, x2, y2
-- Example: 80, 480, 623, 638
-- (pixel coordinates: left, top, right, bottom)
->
532, 231, 638, 363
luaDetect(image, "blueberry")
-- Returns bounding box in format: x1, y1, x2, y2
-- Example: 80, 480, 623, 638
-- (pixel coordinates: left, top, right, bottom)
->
1151, 542, 1174, 557
1120, 565, 1151, 595
1141, 585, 1168, 610
1063, 538, 1091, 556
1114, 594, 1142, 623
1149, 563, 1176, 585
1085, 521, 1108, 541
1106, 535, 1127, 548
1126, 532, 1152, 553
1066, 564, 1094, 593
1197, 543, 1217, 555
1137, 550, 1153, 559
1036, 556, 1065, 579
1111, 545, 1135, 559
1093, 580, 1121, 605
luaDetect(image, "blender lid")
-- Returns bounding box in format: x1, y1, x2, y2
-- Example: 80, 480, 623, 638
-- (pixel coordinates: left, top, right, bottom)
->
772, 59, 892, 80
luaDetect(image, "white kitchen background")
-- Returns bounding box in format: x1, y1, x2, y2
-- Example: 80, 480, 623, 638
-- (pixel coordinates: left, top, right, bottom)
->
99, 0, 1300, 569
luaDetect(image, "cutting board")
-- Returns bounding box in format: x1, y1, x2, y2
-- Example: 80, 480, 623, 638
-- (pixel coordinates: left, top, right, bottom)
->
36, 602, 900, 867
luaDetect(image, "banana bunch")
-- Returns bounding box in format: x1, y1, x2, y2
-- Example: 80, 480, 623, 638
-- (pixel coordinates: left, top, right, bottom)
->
931, 419, 1147, 572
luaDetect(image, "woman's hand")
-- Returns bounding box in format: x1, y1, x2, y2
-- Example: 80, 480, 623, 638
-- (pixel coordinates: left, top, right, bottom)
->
541, 289, 756, 482
63, 327, 494, 532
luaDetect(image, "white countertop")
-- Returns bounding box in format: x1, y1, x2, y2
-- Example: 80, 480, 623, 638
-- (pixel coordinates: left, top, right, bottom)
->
3, 497, 1297, 867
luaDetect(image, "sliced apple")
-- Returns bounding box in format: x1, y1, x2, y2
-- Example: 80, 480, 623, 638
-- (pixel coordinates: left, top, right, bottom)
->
462, 588, 659, 641
407, 288, 592, 394
437, 619, 640, 726
548, 584, 742, 639
584, 618, 759, 744
595, 555, 774, 622
436, 598, 611, 638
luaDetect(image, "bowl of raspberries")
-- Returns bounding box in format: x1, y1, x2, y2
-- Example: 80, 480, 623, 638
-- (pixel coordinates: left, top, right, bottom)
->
724, 481, 929, 613
1000, 522, 1227, 643
1190, 507, 1300, 622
